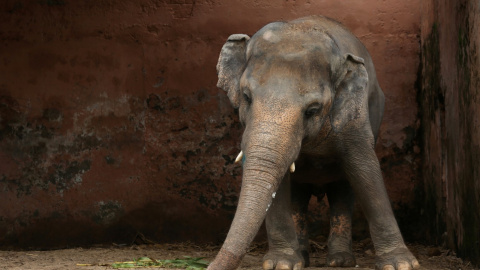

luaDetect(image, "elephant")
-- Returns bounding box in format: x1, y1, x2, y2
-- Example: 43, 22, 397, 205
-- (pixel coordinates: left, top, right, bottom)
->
208, 16, 419, 270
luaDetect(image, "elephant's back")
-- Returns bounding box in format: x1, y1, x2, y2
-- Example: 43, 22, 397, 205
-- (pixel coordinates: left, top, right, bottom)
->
287, 16, 379, 81
287, 16, 369, 55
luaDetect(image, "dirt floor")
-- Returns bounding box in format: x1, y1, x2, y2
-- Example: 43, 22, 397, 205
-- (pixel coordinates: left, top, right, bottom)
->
0, 241, 477, 270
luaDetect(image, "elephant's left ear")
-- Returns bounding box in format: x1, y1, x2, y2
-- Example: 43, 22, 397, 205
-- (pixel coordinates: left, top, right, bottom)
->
216, 34, 250, 109
330, 53, 369, 133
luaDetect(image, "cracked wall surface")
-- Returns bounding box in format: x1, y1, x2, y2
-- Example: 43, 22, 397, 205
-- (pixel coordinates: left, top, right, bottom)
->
0, 0, 421, 247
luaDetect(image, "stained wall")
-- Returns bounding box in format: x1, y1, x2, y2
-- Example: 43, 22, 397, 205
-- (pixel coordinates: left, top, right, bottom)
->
420, 0, 480, 265
0, 0, 421, 247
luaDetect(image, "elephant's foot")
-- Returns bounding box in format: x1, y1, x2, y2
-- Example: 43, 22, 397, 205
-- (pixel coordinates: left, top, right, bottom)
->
263, 249, 304, 270
375, 247, 420, 270
326, 221, 355, 267
326, 250, 356, 267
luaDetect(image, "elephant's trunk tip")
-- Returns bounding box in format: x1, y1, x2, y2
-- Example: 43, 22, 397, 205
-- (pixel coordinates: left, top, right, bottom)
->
207, 248, 243, 270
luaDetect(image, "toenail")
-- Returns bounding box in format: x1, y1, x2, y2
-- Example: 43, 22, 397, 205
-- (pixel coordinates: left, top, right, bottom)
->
263, 260, 274, 270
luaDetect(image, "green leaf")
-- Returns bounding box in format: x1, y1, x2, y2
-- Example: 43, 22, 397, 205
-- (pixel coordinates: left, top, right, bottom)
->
110, 256, 209, 269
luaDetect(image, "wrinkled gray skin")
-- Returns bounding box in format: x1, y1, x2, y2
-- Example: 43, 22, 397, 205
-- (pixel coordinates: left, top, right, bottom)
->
208, 16, 420, 270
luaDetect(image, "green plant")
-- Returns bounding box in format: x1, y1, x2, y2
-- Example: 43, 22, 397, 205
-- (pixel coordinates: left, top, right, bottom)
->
111, 256, 209, 269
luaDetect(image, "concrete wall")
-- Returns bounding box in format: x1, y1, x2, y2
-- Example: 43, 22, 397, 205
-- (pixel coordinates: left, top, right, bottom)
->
420, 0, 480, 265
0, 0, 421, 248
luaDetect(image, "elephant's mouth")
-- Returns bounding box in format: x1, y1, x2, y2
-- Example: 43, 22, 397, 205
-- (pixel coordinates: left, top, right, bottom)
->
235, 150, 296, 172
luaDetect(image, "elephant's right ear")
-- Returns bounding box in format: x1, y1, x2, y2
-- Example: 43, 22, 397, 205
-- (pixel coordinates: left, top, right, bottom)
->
216, 34, 250, 109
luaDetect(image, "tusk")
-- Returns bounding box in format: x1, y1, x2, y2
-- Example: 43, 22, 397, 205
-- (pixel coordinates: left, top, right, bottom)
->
235, 151, 244, 164
289, 162, 295, 173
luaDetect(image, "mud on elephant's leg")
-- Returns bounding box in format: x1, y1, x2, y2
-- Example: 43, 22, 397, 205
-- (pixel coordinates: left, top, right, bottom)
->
264, 174, 304, 270
290, 182, 314, 267
326, 181, 356, 267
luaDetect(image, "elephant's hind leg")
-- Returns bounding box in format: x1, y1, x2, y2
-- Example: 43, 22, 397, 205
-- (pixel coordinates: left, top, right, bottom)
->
326, 180, 356, 267
291, 182, 315, 267
263, 174, 304, 270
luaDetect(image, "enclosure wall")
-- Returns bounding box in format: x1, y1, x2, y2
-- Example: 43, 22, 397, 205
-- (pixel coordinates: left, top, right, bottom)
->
0, 0, 421, 247
420, 0, 480, 265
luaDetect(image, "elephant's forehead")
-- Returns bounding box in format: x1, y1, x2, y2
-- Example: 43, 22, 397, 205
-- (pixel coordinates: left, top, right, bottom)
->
252, 35, 331, 57
243, 23, 336, 94
241, 61, 332, 99
248, 21, 337, 58
243, 48, 331, 89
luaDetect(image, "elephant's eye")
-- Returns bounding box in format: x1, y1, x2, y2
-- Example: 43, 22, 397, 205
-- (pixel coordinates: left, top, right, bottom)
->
243, 93, 252, 104
305, 106, 321, 118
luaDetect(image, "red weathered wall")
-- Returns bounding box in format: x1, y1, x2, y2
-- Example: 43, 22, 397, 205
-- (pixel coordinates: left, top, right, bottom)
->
0, 0, 421, 248
420, 0, 480, 265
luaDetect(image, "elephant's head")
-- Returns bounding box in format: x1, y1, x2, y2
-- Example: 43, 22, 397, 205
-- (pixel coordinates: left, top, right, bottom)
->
209, 19, 368, 270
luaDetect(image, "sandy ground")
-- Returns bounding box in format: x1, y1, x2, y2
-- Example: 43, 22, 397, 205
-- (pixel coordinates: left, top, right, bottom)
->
0, 241, 477, 270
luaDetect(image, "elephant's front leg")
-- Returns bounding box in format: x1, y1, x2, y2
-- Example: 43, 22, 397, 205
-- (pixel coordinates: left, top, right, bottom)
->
263, 174, 304, 270
342, 135, 419, 270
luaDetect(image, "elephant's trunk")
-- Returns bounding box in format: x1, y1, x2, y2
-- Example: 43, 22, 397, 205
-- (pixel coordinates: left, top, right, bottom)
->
208, 118, 302, 270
